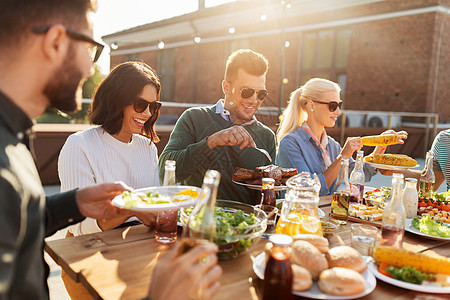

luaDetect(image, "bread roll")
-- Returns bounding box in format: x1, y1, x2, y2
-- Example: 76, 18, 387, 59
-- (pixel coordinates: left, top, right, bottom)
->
291, 241, 328, 280
326, 246, 367, 273
292, 234, 329, 253
318, 267, 365, 296
292, 264, 313, 291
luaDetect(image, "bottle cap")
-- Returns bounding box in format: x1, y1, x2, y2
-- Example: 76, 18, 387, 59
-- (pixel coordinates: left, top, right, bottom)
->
405, 178, 418, 183
268, 234, 293, 246
165, 160, 176, 168
262, 178, 275, 184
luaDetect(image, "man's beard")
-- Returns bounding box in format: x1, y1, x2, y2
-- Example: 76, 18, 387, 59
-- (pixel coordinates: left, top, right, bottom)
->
43, 45, 85, 113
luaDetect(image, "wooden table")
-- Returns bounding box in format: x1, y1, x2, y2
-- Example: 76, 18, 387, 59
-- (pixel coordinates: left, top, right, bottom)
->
45, 196, 450, 300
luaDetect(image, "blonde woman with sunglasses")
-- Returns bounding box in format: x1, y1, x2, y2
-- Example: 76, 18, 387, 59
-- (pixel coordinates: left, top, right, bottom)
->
276, 78, 407, 196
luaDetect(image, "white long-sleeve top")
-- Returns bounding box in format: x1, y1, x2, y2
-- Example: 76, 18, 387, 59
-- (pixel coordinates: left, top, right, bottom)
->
58, 126, 159, 235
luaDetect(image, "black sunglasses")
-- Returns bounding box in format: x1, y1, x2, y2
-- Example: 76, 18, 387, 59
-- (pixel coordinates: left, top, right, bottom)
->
32, 26, 105, 63
239, 87, 268, 101
133, 99, 162, 114
312, 100, 342, 112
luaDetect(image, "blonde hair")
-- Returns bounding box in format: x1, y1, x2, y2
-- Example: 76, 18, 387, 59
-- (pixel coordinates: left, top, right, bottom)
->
276, 78, 341, 144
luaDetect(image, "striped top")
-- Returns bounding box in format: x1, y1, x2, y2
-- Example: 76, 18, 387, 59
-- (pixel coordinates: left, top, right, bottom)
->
432, 129, 450, 190
58, 126, 159, 235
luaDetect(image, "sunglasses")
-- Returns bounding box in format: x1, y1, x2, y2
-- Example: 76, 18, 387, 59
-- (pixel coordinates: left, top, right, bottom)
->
32, 26, 105, 62
238, 87, 269, 101
133, 99, 162, 113
311, 100, 342, 112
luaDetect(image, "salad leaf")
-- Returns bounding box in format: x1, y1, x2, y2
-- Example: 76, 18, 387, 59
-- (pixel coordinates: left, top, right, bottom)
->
386, 266, 434, 284
411, 216, 450, 238
411, 217, 420, 228
434, 190, 450, 202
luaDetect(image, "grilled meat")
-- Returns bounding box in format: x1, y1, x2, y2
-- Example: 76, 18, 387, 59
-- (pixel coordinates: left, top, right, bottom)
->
232, 165, 298, 186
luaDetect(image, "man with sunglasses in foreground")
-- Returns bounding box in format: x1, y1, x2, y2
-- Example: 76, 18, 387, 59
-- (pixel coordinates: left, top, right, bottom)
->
0, 1, 221, 299
159, 49, 276, 204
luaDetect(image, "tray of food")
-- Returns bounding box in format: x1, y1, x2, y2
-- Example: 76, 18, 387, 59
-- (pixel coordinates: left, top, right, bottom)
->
347, 187, 391, 227
112, 186, 201, 211
364, 154, 419, 170
232, 164, 297, 190
371, 245, 450, 293
253, 235, 376, 299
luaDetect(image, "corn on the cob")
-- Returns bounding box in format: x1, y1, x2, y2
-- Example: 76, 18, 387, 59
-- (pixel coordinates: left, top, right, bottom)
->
361, 134, 400, 146
364, 154, 417, 167
373, 246, 450, 275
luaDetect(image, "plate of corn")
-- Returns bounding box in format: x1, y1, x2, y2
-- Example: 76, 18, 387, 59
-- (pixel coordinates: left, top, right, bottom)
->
364, 154, 419, 170
370, 246, 450, 293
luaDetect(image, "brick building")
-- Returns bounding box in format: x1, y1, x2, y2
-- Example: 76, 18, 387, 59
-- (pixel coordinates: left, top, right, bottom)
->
103, 0, 450, 125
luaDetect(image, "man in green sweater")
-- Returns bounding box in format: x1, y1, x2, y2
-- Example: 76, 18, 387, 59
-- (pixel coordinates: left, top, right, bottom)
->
159, 49, 276, 204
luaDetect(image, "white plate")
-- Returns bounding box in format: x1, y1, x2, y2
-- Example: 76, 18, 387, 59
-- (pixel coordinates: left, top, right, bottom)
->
253, 253, 377, 299
275, 199, 325, 219
365, 161, 419, 171
405, 218, 450, 241
232, 180, 288, 191
112, 186, 202, 212
369, 262, 450, 294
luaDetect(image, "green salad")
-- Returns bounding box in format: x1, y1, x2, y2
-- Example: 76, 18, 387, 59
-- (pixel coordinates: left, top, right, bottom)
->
122, 191, 170, 208
184, 206, 258, 259
411, 216, 450, 238
386, 266, 435, 284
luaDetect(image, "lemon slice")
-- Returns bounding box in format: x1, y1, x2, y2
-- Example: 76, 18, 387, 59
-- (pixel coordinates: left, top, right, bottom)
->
300, 217, 322, 235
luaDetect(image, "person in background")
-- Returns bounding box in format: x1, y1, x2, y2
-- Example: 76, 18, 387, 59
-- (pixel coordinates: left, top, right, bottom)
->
59, 61, 161, 236
0, 1, 221, 299
380, 128, 449, 190
159, 49, 276, 204
276, 78, 407, 196
58, 61, 164, 298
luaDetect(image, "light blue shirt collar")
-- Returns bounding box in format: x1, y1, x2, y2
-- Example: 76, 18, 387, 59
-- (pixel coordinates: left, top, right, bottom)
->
215, 99, 256, 126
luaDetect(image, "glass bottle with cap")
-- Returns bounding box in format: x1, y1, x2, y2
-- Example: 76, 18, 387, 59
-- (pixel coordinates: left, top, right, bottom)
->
380, 173, 406, 248
261, 178, 276, 207
350, 150, 365, 204
419, 150, 435, 199
403, 178, 418, 219
163, 160, 176, 186
259, 178, 277, 229
263, 234, 293, 300
331, 158, 351, 224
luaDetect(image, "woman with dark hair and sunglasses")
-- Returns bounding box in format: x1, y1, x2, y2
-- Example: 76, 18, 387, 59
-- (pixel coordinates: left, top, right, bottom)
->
58, 61, 162, 236
276, 78, 407, 196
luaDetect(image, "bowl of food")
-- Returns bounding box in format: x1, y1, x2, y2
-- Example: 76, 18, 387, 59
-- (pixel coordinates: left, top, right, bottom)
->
180, 200, 267, 259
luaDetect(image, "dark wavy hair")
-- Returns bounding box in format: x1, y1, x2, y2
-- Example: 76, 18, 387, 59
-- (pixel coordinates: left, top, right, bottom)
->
89, 61, 161, 143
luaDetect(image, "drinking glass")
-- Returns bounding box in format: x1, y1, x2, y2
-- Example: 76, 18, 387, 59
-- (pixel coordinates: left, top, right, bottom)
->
351, 224, 378, 256
155, 210, 178, 244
